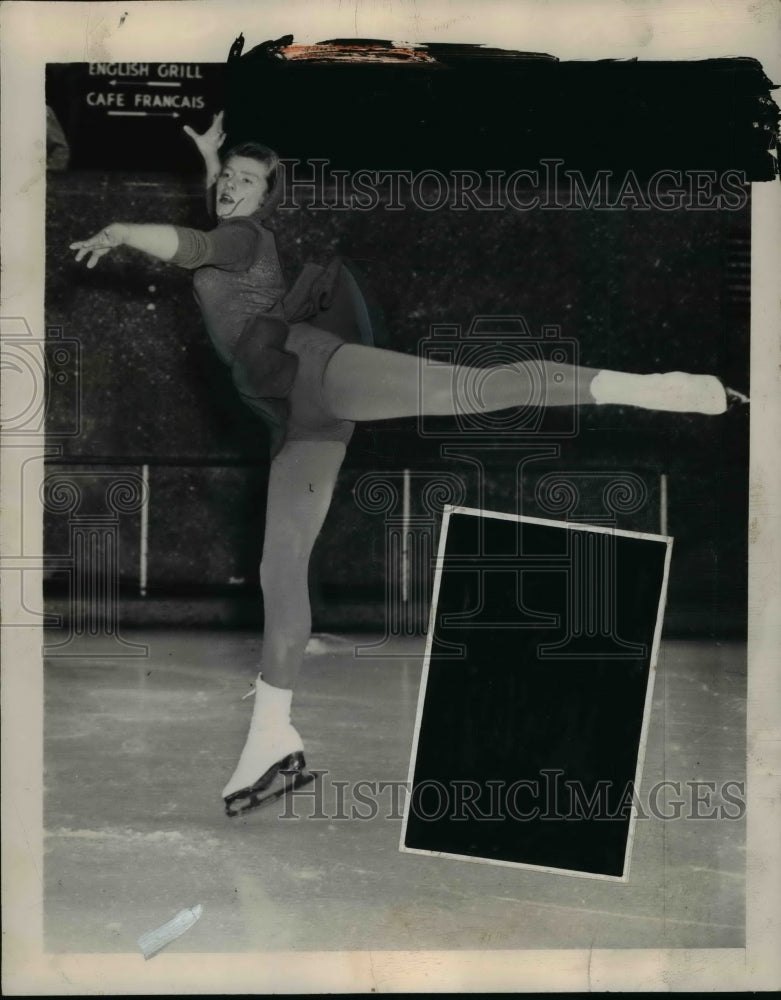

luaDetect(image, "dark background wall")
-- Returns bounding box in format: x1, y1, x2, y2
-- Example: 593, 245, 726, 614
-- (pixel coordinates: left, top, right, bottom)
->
44, 172, 749, 636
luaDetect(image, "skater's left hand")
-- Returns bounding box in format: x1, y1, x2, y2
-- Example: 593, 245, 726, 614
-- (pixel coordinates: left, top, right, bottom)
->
183, 111, 226, 160
70, 223, 127, 268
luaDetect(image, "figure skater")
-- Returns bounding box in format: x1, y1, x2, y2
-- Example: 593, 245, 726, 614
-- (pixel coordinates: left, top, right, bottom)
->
70, 112, 748, 817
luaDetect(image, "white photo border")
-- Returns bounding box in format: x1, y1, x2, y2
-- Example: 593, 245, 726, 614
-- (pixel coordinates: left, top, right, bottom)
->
2, 1, 779, 993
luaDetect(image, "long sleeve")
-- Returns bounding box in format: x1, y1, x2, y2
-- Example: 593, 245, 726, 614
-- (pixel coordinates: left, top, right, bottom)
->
170, 219, 261, 271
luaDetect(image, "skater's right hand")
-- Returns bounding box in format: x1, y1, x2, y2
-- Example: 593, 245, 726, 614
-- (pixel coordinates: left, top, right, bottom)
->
70, 223, 127, 268
183, 111, 226, 159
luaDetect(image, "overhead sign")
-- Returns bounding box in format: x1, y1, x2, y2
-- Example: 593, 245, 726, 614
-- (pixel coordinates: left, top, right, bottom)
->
86, 63, 207, 115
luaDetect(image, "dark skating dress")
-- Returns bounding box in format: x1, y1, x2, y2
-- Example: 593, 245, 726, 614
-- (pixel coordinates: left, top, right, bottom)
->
170, 179, 382, 457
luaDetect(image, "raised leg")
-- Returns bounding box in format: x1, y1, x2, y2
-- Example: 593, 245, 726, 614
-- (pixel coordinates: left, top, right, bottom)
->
322, 343, 597, 421
321, 343, 729, 420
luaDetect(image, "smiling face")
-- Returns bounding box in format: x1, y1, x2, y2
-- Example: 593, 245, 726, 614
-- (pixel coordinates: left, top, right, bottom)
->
215, 155, 272, 218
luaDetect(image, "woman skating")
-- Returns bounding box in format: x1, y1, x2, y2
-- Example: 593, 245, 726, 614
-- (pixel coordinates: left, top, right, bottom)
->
70, 112, 746, 817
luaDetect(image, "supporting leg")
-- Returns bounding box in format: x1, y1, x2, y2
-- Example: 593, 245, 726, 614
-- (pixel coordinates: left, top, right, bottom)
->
222, 439, 347, 814
258, 440, 347, 689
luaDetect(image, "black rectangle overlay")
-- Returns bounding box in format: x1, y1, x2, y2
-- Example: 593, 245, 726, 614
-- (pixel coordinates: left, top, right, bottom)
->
402, 508, 670, 879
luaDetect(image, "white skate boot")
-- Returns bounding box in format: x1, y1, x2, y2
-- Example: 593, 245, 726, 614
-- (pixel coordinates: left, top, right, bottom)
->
590, 371, 732, 414
222, 675, 314, 817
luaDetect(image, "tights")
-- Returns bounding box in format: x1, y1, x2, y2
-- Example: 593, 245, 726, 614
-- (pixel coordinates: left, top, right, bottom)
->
259, 343, 599, 689
323, 344, 598, 420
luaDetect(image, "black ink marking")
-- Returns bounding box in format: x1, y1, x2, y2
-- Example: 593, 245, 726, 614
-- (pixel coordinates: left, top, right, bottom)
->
46, 46, 779, 176
225, 39, 779, 180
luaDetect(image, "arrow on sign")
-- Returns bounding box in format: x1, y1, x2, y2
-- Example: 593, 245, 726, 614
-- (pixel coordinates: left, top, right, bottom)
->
109, 80, 182, 88
108, 110, 181, 118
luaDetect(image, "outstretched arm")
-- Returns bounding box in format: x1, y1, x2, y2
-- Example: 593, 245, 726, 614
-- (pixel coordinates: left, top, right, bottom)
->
70, 218, 260, 271
183, 111, 226, 190
70, 223, 178, 268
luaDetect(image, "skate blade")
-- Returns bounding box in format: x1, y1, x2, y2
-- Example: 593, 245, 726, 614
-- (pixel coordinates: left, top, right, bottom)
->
225, 769, 315, 817
224, 752, 315, 818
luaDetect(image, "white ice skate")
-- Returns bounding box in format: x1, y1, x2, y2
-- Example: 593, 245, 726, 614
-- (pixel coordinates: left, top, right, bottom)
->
590, 371, 744, 415
222, 676, 315, 817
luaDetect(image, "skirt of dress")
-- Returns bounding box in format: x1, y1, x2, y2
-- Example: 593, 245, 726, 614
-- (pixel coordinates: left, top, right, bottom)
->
231, 256, 382, 456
